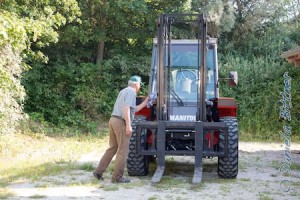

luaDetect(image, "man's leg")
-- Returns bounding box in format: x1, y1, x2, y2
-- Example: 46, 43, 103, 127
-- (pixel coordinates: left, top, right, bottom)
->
95, 117, 118, 175
112, 118, 130, 180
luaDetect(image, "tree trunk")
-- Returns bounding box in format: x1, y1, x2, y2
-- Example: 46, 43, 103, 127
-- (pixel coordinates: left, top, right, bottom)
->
96, 41, 105, 65
96, 0, 107, 65
235, 0, 242, 21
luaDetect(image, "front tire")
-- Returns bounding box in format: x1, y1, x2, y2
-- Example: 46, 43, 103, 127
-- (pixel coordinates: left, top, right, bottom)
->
127, 116, 149, 176
218, 117, 239, 178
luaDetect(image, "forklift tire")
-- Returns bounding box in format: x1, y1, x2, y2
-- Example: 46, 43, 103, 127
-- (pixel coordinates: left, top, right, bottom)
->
127, 116, 149, 176
218, 117, 238, 178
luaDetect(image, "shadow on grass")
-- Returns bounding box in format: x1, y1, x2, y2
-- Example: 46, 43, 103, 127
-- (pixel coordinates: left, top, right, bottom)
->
0, 161, 96, 186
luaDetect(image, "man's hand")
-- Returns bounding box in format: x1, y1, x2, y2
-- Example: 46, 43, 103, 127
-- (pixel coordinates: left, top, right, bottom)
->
125, 124, 133, 136
147, 92, 157, 108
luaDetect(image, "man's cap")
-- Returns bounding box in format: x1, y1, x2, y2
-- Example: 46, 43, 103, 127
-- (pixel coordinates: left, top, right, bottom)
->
130, 75, 144, 86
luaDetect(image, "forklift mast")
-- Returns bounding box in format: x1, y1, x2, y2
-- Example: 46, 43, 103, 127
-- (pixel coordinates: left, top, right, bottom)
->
155, 13, 207, 122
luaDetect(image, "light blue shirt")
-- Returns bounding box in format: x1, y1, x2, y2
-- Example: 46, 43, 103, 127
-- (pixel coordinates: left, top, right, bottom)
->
111, 86, 136, 121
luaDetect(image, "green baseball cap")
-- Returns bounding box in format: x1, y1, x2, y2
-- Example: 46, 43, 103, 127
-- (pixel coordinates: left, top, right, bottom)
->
130, 75, 144, 86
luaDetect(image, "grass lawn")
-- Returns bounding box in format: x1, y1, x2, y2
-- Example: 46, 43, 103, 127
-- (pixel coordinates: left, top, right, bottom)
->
0, 131, 109, 198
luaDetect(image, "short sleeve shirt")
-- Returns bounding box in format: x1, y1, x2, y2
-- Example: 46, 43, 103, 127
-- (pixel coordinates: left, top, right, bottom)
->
111, 86, 136, 121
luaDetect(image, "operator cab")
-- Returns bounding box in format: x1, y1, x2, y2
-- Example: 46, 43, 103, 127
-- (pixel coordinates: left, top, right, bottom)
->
151, 39, 219, 121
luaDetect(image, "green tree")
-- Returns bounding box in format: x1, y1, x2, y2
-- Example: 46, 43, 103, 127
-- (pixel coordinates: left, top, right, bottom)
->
217, 0, 300, 139
1, 0, 81, 62
191, 0, 235, 36
64, 0, 193, 63
0, 0, 81, 134
22, 0, 193, 131
5, 0, 299, 138
222, 0, 299, 53
0, 11, 27, 135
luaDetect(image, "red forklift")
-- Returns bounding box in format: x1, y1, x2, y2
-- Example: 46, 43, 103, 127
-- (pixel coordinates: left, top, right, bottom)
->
127, 13, 238, 184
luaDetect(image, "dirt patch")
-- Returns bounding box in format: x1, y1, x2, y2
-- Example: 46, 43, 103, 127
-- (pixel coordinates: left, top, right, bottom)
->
7, 142, 300, 200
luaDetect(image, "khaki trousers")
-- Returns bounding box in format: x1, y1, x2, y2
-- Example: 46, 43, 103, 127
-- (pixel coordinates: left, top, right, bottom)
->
96, 117, 130, 179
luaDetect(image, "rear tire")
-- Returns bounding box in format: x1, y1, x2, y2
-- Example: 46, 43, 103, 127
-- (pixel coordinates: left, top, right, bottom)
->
127, 116, 149, 176
218, 117, 238, 178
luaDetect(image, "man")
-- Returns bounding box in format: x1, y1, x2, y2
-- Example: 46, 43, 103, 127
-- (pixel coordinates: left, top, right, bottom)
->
93, 75, 149, 183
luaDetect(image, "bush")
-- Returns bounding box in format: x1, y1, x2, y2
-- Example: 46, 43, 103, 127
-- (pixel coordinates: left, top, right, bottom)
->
22, 54, 150, 134
0, 45, 26, 135
0, 11, 28, 135
219, 54, 300, 141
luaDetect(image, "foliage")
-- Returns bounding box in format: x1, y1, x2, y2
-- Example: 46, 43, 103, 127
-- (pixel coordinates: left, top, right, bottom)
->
0, 0, 80, 134
22, 54, 150, 133
290, 21, 300, 45
1, 0, 300, 139
1, 0, 81, 62
0, 11, 27, 135
219, 54, 300, 141
217, 1, 300, 140
22, 0, 183, 132
221, 0, 299, 54
223, 23, 297, 60
0, 45, 25, 135
192, 0, 236, 36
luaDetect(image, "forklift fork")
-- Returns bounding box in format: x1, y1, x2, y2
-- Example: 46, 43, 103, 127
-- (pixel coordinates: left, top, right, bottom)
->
151, 121, 204, 184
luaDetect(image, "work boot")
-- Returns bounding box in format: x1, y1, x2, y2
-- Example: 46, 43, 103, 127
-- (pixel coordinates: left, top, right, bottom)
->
111, 177, 130, 183
92, 171, 104, 180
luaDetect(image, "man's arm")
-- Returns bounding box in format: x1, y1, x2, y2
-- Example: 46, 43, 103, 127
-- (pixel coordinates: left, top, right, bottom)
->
135, 97, 149, 113
123, 105, 132, 136
124, 97, 149, 136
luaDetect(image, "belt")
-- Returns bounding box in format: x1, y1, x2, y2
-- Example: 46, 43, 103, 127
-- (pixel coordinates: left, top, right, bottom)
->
111, 115, 124, 121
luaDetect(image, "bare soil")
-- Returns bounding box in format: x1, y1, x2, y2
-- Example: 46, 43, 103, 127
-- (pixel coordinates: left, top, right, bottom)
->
7, 142, 300, 200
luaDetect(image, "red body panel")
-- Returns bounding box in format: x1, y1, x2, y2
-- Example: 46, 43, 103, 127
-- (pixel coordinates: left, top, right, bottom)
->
218, 106, 237, 117
205, 131, 219, 146
135, 96, 152, 120
217, 97, 238, 117
135, 97, 237, 146
135, 107, 151, 120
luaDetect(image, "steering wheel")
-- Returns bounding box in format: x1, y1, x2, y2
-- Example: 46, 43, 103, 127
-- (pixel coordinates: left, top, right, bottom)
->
176, 69, 197, 84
